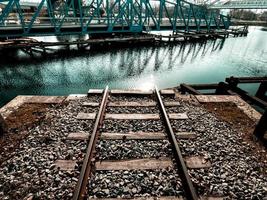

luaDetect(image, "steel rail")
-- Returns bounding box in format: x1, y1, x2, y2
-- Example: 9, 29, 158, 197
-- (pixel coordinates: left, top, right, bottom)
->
73, 86, 109, 200
154, 86, 198, 200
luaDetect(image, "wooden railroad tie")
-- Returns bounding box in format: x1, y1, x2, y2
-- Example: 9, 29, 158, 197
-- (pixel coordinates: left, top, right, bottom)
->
95, 157, 211, 171
65, 132, 197, 140
82, 101, 181, 107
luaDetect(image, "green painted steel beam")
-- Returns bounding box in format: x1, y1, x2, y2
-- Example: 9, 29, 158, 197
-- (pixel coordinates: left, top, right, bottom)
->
0, 0, 230, 37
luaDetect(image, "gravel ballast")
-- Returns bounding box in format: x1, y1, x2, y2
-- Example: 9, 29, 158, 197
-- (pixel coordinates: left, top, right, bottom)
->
167, 99, 267, 199
0, 92, 266, 200
101, 119, 165, 133
96, 140, 172, 160
109, 95, 155, 103
87, 169, 184, 198
0, 97, 93, 199
106, 106, 160, 114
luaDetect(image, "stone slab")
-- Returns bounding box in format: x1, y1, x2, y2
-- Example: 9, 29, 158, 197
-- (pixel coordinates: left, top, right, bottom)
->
95, 157, 173, 170
105, 113, 160, 120
0, 95, 65, 119
196, 95, 242, 104
196, 95, 261, 121
88, 89, 103, 95
66, 132, 89, 140
160, 89, 175, 95
164, 102, 181, 106
77, 113, 97, 120
83, 102, 100, 107
26, 96, 66, 104
185, 156, 211, 169
168, 113, 188, 120
54, 160, 76, 171
65, 94, 87, 101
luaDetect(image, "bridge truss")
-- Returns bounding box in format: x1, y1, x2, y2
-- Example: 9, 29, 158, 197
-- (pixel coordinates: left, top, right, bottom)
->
209, 0, 267, 9
0, 0, 230, 38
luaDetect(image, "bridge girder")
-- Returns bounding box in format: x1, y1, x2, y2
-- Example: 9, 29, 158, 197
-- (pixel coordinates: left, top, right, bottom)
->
208, 0, 267, 9
0, 0, 230, 38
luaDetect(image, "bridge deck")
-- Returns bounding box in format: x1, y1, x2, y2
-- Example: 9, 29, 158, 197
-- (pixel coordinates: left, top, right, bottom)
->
0, 0, 230, 38
209, 0, 267, 9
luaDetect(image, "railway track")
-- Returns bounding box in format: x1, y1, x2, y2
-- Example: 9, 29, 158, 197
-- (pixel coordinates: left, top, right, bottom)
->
0, 87, 266, 199
70, 87, 209, 200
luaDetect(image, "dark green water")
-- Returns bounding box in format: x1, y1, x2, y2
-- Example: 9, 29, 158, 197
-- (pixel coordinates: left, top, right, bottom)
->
0, 26, 266, 107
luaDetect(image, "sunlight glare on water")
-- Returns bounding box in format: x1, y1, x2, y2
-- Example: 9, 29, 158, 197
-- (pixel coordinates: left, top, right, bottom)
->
0, 26, 266, 106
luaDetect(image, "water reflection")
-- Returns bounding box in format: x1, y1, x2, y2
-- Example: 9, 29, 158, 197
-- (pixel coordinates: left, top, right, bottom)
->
0, 27, 266, 107
0, 39, 226, 90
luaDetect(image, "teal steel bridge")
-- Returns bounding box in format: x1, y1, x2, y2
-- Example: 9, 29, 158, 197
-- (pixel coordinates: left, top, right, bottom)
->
0, 0, 230, 38
208, 0, 267, 9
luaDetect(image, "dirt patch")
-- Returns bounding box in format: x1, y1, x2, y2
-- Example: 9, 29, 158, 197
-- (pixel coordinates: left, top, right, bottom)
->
202, 102, 266, 166
0, 103, 51, 164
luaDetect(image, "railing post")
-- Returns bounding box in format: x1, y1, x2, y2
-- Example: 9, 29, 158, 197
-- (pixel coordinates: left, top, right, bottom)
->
253, 109, 267, 145
255, 82, 267, 100
215, 82, 226, 94
0, 114, 7, 136
226, 76, 238, 87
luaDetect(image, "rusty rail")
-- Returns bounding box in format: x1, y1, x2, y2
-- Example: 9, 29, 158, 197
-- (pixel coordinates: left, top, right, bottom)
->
154, 86, 198, 200
73, 86, 109, 200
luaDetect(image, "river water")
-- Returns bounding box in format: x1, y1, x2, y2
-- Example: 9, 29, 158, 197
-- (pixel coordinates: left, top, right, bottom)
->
0, 26, 266, 107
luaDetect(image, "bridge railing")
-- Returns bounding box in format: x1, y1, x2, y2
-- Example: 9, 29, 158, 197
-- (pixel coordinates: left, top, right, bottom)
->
209, 0, 267, 9
0, 0, 230, 37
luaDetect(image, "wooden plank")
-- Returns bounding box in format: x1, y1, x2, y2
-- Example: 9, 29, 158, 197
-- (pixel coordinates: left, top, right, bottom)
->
225, 76, 267, 84
100, 132, 196, 140
160, 89, 175, 95
90, 197, 184, 200
77, 113, 97, 120
110, 89, 153, 95
88, 89, 103, 95
200, 197, 225, 200
180, 84, 202, 95
101, 132, 166, 140
108, 101, 180, 107
83, 102, 100, 107
164, 102, 180, 106
105, 113, 160, 120
95, 158, 173, 170
66, 132, 89, 140
176, 132, 197, 139
185, 156, 211, 169
54, 160, 76, 171
186, 84, 218, 90
108, 102, 157, 107
169, 113, 188, 120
